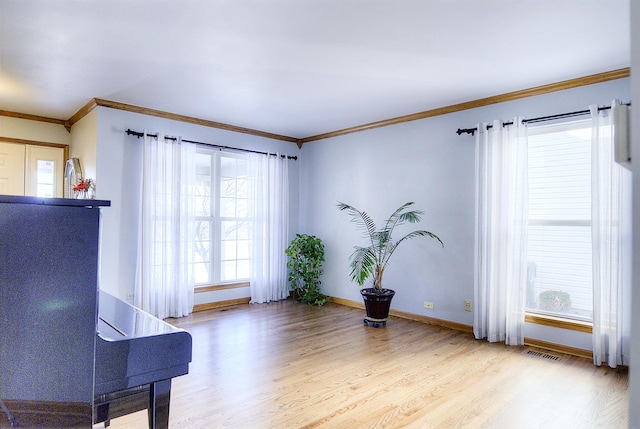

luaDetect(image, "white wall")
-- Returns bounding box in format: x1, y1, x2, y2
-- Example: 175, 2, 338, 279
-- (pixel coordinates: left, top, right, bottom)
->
628, 1, 639, 427
300, 77, 630, 351
94, 107, 300, 302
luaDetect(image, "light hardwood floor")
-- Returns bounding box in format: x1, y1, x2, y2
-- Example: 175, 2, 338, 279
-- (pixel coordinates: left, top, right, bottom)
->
102, 300, 628, 429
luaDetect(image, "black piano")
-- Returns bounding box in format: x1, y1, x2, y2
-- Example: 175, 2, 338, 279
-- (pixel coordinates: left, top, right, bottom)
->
0, 196, 192, 429
94, 291, 192, 428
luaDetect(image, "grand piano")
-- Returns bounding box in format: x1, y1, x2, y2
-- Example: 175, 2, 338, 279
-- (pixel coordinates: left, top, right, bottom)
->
0, 196, 192, 429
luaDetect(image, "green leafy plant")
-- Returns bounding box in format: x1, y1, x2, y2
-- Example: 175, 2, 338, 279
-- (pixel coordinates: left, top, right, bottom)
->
285, 234, 327, 306
336, 201, 444, 292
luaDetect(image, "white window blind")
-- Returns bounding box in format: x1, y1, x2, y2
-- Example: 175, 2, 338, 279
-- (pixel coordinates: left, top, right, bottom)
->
526, 119, 593, 320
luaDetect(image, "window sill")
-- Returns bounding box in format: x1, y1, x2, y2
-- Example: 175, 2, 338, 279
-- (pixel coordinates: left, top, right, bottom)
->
195, 281, 250, 293
525, 312, 592, 333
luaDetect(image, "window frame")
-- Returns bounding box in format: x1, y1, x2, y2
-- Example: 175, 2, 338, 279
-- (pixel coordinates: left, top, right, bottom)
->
525, 118, 594, 325
194, 148, 252, 289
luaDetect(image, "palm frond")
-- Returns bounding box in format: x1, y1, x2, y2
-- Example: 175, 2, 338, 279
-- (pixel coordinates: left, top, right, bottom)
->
348, 246, 376, 286
379, 230, 441, 267
337, 202, 377, 247
387, 230, 444, 260
381, 201, 413, 232
397, 209, 425, 224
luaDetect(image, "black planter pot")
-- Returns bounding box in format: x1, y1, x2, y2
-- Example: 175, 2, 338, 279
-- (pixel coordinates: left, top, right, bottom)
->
360, 288, 395, 327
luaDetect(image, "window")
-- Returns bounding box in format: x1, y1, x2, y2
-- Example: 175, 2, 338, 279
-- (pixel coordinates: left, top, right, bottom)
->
194, 149, 252, 287
35, 159, 55, 197
526, 119, 593, 321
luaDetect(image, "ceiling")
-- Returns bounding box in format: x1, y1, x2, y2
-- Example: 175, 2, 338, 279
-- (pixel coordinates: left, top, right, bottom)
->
0, 1, 630, 140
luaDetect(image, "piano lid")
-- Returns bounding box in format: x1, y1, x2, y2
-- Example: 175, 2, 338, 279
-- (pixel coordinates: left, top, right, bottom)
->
97, 291, 184, 340
0, 194, 111, 208
95, 291, 192, 396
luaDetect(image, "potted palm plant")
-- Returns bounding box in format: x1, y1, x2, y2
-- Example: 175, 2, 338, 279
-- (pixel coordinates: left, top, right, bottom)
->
337, 201, 443, 326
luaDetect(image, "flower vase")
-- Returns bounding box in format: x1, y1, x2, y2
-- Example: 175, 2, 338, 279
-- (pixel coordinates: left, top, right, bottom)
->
73, 179, 95, 199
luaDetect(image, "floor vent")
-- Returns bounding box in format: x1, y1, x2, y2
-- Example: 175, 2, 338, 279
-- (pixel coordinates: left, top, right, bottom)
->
527, 350, 560, 361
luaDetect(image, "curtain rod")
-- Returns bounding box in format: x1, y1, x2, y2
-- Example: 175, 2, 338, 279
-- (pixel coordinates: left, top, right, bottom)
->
125, 129, 297, 160
455, 102, 631, 136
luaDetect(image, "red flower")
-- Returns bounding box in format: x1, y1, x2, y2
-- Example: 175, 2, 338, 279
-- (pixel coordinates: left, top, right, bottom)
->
73, 179, 92, 193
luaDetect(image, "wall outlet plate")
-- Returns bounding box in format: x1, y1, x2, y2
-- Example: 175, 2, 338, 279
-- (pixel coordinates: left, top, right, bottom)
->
424, 301, 434, 310
465, 299, 472, 312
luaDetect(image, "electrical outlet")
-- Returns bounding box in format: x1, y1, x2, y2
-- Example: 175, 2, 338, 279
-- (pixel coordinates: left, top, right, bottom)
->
465, 299, 472, 312
424, 301, 434, 310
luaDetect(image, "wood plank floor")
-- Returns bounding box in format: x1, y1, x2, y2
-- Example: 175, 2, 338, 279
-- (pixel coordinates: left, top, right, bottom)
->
100, 300, 628, 429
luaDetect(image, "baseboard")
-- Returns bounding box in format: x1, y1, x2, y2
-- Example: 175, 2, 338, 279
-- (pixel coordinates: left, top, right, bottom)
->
329, 296, 364, 309
192, 295, 593, 360
330, 296, 594, 360
389, 308, 474, 333
193, 297, 250, 312
524, 337, 593, 360
329, 296, 474, 333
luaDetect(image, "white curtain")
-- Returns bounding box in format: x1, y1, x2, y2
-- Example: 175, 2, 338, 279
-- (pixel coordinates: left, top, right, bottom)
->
474, 118, 528, 345
591, 101, 632, 367
248, 152, 290, 303
135, 132, 196, 319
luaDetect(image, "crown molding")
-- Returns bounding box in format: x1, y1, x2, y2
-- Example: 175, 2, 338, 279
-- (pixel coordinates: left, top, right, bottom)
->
66, 98, 301, 145
0, 110, 67, 127
3, 67, 629, 147
299, 67, 631, 144
65, 98, 99, 131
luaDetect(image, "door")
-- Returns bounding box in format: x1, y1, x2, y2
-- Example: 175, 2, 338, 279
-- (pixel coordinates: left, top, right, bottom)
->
0, 142, 26, 196
25, 145, 65, 197
0, 142, 65, 197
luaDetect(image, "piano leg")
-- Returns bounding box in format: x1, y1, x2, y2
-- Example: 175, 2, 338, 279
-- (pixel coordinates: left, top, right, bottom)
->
148, 379, 171, 429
